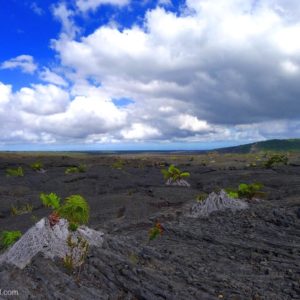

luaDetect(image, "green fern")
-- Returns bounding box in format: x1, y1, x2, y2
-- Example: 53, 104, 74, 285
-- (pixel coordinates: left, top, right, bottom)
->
225, 183, 264, 199
161, 164, 190, 181
58, 195, 89, 225
1, 230, 22, 248
40, 192, 61, 210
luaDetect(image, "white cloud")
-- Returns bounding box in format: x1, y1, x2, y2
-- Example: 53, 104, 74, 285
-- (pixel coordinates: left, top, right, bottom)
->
16, 84, 70, 115
52, 2, 80, 39
176, 114, 211, 132
121, 123, 161, 140
76, 0, 130, 12
1, 55, 37, 74
281, 60, 299, 74
30, 2, 44, 15
2, 0, 300, 147
39, 68, 68, 86
0, 83, 11, 106
158, 0, 172, 6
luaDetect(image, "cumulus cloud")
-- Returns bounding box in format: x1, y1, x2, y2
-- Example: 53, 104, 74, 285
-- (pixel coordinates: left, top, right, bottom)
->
1, 0, 300, 147
1, 55, 37, 74
121, 123, 161, 140
39, 68, 68, 86
176, 115, 211, 132
15, 84, 70, 115
53, 1, 300, 128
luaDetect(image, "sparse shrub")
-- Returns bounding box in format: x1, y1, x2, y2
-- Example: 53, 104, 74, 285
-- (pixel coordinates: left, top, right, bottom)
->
0, 230, 22, 249
161, 164, 190, 182
30, 161, 44, 171
6, 167, 24, 177
225, 183, 265, 200
30, 215, 38, 223
246, 162, 257, 168
149, 222, 163, 241
129, 252, 139, 265
201, 160, 207, 166
112, 159, 125, 170
58, 195, 90, 226
264, 154, 288, 168
65, 164, 86, 174
63, 235, 89, 273
196, 193, 208, 202
11, 203, 33, 216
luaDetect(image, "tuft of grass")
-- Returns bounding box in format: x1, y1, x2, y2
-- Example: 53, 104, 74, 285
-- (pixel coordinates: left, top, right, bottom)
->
58, 195, 89, 226
6, 167, 24, 177
63, 235, 89, 273
65, 164, 87, 174
0, 230, 22, 249
11, 203, 33, 216
196, 193, 208, 202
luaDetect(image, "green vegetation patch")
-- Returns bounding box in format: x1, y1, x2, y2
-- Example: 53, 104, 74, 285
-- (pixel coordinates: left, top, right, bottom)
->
264, 154, 288, 168
65, 164, 87, 174
225, 183, 265, 200
112, 159, 125, 170
161, 164, 190, 182
6, 167, 24, 177
0, 230, 22, 249
30, 161, 44, 171
58, 195, 90, 226
40, 192, 61, 210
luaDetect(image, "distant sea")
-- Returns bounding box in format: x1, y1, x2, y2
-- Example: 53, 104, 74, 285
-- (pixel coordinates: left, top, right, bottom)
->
74, 150, 208, 155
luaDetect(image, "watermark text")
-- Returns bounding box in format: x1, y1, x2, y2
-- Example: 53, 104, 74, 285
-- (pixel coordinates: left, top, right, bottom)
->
0, 289, 19, 296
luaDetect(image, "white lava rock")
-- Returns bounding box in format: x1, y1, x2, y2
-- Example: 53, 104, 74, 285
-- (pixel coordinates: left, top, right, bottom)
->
0, 218, 104, 269
188, 190, 248, 217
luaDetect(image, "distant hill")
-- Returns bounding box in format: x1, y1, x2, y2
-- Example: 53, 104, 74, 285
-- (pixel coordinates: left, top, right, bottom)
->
215, 139, 300, 153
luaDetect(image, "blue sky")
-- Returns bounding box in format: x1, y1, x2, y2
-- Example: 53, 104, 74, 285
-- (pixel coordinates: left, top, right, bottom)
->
0, 0, 300, 150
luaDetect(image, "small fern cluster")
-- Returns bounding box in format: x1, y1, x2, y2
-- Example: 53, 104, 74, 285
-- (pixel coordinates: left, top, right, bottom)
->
161, 164, 190, 182
0, 230, 22, 249
40, 193, 90, 230
225, 183, 265, 200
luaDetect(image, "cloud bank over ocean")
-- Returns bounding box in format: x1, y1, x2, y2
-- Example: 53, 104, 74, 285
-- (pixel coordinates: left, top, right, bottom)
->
0, 0, 300, 149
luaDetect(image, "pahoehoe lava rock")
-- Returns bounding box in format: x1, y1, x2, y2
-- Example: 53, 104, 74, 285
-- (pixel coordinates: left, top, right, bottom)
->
0, 153, 299, 299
